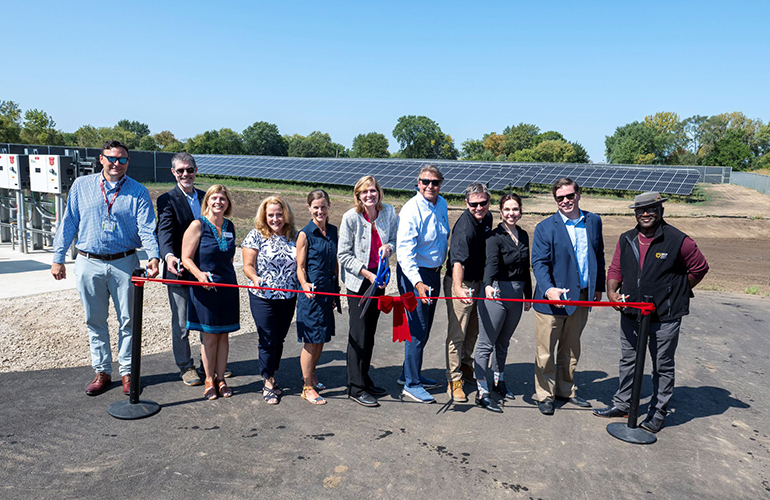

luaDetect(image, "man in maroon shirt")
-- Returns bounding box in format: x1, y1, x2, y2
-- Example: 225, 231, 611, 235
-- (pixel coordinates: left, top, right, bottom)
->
593, 192, 709, 433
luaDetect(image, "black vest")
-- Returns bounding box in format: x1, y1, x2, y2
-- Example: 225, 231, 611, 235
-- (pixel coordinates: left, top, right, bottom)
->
619, 222, 691, 323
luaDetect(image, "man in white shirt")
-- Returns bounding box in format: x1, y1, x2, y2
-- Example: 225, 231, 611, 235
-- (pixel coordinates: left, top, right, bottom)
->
396, 165, 450, 403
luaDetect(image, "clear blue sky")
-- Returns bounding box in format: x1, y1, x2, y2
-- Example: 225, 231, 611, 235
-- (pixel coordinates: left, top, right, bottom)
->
3, 1, 768, 162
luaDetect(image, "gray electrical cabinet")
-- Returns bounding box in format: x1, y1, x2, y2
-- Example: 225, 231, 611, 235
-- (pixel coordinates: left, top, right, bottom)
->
0, 154, 30, 190
28, 155, 75, 194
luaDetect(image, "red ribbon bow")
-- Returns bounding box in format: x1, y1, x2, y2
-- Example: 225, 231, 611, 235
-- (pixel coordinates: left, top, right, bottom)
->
378, 292, 418, 343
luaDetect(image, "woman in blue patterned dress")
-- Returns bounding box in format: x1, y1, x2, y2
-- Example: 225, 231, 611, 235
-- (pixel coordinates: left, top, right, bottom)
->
242, 195, 298, 405
296, 189, 338, 405
182, 184, 239, 401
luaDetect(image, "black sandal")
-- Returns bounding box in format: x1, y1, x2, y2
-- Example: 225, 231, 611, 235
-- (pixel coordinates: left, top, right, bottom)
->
263, 386, 279, 405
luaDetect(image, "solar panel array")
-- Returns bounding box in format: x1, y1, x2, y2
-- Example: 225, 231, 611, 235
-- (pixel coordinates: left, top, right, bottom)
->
194, 155, 701, 195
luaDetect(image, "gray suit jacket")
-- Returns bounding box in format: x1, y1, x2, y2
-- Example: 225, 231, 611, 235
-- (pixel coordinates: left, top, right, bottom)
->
337, 204, 398, 291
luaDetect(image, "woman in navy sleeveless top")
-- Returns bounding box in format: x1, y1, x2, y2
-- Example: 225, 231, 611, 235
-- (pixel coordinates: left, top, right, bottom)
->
296, 189, 338, 404
182, 185, 239, 401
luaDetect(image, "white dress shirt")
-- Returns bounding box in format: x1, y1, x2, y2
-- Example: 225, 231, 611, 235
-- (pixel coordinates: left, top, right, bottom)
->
396, 193, 450, 286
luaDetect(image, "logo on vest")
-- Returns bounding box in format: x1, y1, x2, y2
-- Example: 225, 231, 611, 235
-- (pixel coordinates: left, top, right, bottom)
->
656, 252, 668, 259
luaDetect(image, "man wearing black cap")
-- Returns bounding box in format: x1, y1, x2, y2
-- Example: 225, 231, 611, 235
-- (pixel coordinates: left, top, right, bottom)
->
593, 192, 709, 433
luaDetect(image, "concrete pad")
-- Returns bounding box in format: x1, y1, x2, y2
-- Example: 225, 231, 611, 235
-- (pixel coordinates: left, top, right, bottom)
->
0, 242, 152, 298
0, 284, 768, 498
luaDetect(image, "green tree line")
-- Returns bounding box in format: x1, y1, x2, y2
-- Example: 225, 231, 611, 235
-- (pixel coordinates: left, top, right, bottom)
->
604, 111, 770, 170
2, 100, 768, 170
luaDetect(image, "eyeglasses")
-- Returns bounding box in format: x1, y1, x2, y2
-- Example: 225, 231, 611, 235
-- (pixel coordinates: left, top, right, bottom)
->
419, 178, 442, 187
102, 155, 128, 165
174, 167, 195, 175
555, 192, 576, 203
467, 199, 489, 208
635, 206, 661, 215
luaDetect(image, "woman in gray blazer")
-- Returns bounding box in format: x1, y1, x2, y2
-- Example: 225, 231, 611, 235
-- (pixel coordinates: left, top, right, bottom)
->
337, 176, 398, 407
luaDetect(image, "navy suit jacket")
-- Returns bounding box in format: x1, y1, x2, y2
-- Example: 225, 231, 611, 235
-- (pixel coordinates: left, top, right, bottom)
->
156, 185, 205, 280
531, 210, 606, 316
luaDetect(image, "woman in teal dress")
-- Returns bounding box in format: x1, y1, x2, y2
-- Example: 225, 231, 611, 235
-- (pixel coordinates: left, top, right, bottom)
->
296, 189, 338, 405
182, 184, 240, 401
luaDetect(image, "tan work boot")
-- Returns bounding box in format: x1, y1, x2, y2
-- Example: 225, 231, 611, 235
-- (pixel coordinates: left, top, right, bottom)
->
448, 380, 467, 402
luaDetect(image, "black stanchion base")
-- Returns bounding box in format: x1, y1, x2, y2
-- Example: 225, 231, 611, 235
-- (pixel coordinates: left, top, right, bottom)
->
607, 422, 657, 444
108, 399, 161, 420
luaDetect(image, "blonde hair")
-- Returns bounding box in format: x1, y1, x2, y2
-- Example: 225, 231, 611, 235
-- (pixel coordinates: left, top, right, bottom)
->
353, 175, 384, 214
201, 184, 233, 217
255, 195, 296, 240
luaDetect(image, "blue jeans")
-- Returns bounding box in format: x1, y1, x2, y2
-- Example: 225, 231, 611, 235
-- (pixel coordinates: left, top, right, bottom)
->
397, 265, 440, 389
75, 253, 139, 376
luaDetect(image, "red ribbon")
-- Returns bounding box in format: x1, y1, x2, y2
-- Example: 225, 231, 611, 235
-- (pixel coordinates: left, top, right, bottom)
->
378, 292, 418, 343
130, 276, 657, 331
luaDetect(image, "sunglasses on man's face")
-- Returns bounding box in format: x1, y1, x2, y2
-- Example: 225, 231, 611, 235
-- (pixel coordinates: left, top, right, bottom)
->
102, 155, 128, 165
174, 167, 195, 175
468, 199, 489, 208
555, 192, 576, 203
419, 178, 441, 187
635, 206, 661, 215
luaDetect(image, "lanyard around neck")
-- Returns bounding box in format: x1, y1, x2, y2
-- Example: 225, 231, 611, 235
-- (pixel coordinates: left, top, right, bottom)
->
101, 176, 125, 214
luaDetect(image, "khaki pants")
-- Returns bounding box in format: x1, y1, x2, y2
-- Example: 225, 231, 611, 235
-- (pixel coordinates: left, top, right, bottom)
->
533, 289, 589, 401
444, 275, 480, 382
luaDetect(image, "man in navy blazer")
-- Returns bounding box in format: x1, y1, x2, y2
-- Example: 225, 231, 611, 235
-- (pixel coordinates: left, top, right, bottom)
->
531, 178, 605, 415
156, 152, 206, 386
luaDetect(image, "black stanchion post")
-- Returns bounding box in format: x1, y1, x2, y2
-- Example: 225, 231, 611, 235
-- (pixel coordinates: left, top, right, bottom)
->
108, 269, 161, 420
607, 294, 657, 444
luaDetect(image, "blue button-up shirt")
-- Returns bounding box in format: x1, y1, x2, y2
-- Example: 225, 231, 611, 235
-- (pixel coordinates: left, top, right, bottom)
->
185, 189, 201, 220
559, 209, 589, 289
53, 173, 160, 264
397, 193, 450, 286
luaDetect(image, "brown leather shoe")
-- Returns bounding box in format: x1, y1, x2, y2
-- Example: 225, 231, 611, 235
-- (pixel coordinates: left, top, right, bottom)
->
121, 374, 131, 395
448, 380, 468, 402
85, 372, 111, 396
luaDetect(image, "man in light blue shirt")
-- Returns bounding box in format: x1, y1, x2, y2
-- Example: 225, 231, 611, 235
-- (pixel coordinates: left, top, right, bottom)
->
51, 140, 160, 397
396, 164, 450, 403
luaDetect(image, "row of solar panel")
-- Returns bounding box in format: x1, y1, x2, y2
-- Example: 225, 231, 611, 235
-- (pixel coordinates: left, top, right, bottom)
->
193, 155, 700, 195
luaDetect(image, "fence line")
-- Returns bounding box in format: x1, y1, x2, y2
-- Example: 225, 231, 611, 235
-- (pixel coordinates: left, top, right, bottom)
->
730, 171, 770, 195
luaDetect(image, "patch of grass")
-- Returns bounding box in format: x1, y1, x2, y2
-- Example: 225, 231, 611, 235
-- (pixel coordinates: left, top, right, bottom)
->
745, 286, 761, 295
699, 284, 725, 292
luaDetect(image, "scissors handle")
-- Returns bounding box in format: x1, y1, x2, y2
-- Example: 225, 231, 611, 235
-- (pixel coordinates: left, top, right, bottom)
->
374, 255, 390, 288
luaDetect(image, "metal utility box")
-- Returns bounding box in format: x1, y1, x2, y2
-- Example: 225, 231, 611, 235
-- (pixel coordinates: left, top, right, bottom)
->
0, 154, 30, 190
29, 155, 75, 194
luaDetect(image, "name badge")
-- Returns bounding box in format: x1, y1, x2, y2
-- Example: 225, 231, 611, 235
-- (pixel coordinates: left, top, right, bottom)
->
223, 231, 234, 239
102, 217, 116, 232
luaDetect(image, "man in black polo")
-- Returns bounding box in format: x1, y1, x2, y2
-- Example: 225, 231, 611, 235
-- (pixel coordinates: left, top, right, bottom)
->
444, 182, 493, 402
593, 192, 709, 433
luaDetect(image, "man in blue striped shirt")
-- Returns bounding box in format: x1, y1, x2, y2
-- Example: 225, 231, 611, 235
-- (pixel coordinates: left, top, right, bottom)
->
51, 140, 160, 396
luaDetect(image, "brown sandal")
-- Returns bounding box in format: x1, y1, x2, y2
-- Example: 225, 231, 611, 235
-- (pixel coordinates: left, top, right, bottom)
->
204, 379, 218, 400
217, 379, 232, 398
